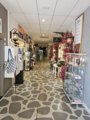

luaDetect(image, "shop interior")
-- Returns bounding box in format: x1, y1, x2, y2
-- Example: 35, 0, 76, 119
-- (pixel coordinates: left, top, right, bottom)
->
0, 0, 90, 120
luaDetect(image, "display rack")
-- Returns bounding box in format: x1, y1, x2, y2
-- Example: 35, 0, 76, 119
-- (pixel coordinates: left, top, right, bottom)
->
25, 51, 31, 71
63, 53, 87, 104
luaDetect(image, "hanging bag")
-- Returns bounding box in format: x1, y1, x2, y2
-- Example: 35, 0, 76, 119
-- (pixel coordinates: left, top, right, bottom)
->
18, 48, 22, 62
5, 49, 16, 73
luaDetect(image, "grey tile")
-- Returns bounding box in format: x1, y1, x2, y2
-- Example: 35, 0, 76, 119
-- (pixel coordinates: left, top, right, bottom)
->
52, 105, 58, 110
52, 112, 68, 120
48, 97, 54, 102
1, 116, 14, 120
70, 115, 78, 119
11, 95, 23, 101
5, 90, 14, 97
18, 109, 35, 119
0, 107, 7, 114
27, 101, 41, 108
22, 100, 28, 105
31, 90, 40, 94
0, 99, 9, 107
84, 110, 90, 115
61, 96, 69, 103
38, 93, 47, 101
21, 91, 30, 96
9, 102, 21, 114
74, 110, 82, 117
42, 102, 51, 105
37, 107, 50, 115
83, 116, 90, 120
35, 118, 53, 120
44, 86, 52, 91
60, 102, 72, 114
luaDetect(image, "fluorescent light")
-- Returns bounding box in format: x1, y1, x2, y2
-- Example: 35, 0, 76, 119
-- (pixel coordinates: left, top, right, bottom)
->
42, 19, 45, 22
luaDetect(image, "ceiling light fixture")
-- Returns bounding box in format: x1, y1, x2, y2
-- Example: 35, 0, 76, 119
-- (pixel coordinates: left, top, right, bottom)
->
43, 34, 44, 36
43, 5, 50, 9
42, 19, 45, 22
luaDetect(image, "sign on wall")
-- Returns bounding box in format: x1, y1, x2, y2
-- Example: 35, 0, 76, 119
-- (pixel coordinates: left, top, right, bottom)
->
0, 18, 2, 33
53, 37, 62, 43
74, 13, 84, 53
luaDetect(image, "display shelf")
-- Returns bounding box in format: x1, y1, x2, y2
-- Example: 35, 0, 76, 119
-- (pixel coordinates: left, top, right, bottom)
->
64, 53, 87, 104
25, 51, 31, 71
63, 89, 83, 104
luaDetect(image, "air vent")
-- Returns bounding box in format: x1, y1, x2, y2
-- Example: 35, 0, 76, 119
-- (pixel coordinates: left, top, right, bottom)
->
40, 36, 49, 38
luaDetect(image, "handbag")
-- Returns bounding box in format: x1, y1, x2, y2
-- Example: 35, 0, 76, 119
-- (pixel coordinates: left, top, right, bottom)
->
18, 48, 22, 62
76, 59, 80, 65
5, 49, 16, 73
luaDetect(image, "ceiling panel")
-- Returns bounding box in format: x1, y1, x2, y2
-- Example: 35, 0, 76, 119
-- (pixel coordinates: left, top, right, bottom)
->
33, 29, 40, 33
58, 26, 68, 32
30, 24, 40, 30
37, 0, 56, 15
41, 30, 48, 34
63, 16, 77, 26
19, 23, 31, 30
39, 15, 52, 25
70, 0, 90, 16
40, 25, 50, 30
54, 0, 78, 16
25, 14, 39, 24
17, 0, 37, 14
34, 33, 41, 36
48, 31, 56, 37
50, 25, 60, 31
0, 0, 22, 13
52, 16, 66, 25
11, 13, 27, 23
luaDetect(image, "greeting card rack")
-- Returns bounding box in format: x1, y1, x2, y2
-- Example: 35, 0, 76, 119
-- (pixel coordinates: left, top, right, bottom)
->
63, 53, 87, 104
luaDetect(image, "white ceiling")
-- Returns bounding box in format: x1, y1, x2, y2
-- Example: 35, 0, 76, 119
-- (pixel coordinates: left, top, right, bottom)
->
1, 0, 90, 44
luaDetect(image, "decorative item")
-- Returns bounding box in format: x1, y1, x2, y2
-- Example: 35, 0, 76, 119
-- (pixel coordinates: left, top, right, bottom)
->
4, 49, 16, 73
0, 18, 2, 33
10, 28, 18, 45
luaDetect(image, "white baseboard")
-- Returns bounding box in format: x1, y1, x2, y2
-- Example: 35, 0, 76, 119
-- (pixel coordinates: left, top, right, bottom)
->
83, 102, 90, 114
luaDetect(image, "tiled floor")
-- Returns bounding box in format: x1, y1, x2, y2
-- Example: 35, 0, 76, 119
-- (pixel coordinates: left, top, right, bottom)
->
0, 58, 90, 120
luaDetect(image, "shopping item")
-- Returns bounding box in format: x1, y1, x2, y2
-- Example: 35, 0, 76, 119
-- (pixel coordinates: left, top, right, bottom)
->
5, 48, 16, 73
18, 48, 22, 62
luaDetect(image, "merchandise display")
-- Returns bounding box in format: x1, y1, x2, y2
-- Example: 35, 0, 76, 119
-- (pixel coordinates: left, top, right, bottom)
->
59, 31, 74, 80
25, 51, 31, 71
5, 48, 16, 73
63, 53, 87, 104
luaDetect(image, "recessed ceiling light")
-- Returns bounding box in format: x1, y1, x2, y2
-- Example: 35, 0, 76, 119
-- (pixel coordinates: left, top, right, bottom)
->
43, 5, 50, 9
43, 34, 44, 36
42, 19, 45, 22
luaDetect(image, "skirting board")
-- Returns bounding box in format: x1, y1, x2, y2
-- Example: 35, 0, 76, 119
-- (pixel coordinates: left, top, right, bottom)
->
83, 102, 90, 114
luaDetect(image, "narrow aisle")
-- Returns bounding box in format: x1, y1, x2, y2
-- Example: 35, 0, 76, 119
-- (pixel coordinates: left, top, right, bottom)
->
0, 59, 90, 120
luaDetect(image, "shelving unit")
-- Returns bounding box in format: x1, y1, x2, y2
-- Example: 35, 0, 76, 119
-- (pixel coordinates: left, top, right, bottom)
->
25, 51, 31, 71
63, 53, 87, 104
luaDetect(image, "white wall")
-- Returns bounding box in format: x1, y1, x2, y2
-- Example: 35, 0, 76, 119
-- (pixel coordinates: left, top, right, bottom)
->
9, 13, 18, 46
67, 21, 75, 36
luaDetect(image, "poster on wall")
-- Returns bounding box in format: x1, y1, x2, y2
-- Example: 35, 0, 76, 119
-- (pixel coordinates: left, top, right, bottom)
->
0, 18, 2, 33
74, 13, 84, 53
18, 25, 26, 41
18, 25, 23, 39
